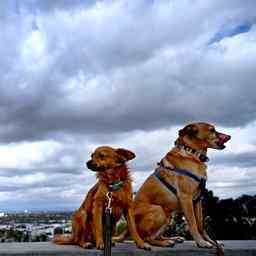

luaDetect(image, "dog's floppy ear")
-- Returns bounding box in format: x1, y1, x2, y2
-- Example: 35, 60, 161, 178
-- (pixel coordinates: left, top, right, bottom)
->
179, 124, 198, 137
115, 148, 136, 161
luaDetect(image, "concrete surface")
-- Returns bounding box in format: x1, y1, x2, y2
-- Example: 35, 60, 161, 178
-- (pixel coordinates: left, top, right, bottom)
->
0, 241, 255, 256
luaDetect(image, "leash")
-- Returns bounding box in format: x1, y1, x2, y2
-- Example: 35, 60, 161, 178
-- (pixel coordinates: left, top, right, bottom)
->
104, 191, 112, 256
204, 215, 225, 256
103, 181, 123, 256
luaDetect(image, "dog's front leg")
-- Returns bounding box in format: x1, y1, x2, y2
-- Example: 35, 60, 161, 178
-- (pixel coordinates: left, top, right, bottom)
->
125, 206, 151, 250
179, 194, 212, 248
194, 202, 216, 245
93, 201, 104, 250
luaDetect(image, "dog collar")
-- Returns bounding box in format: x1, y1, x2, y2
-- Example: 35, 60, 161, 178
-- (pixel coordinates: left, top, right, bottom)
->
108, 180, 124, 192
177, 144, 209, 162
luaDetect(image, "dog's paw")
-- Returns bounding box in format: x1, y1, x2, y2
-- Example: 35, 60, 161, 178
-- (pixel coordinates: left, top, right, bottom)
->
166, 240, 176, 247
196, 239, 213, 248
96, 240, 104, 250
165, 236, 184, 243
174, 236, 185, 243
138, 242, 151, 251
160, 240, 175, 247
80, 242, 93, 249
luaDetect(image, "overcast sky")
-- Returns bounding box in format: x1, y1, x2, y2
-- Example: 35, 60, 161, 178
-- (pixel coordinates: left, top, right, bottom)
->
0, 0, 256, 211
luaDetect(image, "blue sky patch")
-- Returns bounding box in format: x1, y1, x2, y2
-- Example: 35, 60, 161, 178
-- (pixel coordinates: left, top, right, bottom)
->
209, 22, 253, 44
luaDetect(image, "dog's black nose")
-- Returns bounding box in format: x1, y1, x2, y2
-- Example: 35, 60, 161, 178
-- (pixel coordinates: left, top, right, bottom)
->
86, 160, 98, 171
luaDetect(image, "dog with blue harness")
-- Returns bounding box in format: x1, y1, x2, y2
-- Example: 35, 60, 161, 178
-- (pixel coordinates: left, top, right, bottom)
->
116, 122, 231, 249
154, 160, 207, 205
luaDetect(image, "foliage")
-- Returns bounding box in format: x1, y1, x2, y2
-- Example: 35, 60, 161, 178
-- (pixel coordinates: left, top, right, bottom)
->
164, 191, 256, 240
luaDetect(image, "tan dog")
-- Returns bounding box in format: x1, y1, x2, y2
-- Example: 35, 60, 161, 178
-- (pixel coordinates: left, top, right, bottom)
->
53, 146, 150, 250
116, 122, 230, 248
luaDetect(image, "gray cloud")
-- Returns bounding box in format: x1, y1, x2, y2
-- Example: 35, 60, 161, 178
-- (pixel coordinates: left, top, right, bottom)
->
214, 151, 256, 168
1, 1, 256, 143
0, 0, 256, 210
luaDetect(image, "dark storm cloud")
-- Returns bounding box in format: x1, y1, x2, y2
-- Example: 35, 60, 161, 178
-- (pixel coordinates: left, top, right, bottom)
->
0, 166, 84, 177
214, 151, 256, 168
1, 1, 256, 143
1, 44, 256, 144
0, 175, 75, 192
0, 0, 256, 209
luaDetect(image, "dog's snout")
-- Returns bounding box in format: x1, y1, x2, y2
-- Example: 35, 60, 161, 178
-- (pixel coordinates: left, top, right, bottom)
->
86, 160, 98, 171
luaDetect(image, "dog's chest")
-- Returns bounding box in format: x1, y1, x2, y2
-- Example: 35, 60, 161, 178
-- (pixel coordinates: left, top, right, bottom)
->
109, 190, 128, 220
111, 190, 127, 207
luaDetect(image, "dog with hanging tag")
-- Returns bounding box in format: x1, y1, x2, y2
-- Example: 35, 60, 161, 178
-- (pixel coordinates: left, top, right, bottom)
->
53, 146, 150, 250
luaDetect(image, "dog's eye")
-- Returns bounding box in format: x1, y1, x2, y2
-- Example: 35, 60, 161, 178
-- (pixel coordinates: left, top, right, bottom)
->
99, 152, 107, 159
209, 127, 215, 133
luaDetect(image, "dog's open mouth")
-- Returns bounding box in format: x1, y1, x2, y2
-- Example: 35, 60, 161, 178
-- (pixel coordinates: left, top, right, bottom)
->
216, 133, 231, 149
216, 141, 226, 149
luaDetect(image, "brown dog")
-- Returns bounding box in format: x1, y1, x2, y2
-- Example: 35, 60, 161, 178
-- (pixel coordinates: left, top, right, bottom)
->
53, 146, 150, 250
116, 122, 230, 248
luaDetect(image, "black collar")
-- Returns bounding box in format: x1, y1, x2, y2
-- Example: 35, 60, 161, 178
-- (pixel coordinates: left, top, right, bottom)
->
176, 144, 209, 163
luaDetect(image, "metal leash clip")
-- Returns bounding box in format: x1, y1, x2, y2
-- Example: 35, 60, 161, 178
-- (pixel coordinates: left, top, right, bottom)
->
104, 191, 113, 256
106, 191, 112, 213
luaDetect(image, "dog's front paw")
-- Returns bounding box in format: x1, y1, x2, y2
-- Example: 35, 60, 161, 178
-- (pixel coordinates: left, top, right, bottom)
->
137, 242, 151, 251
196, 239, 213, 248
96, 239, 104, 250
174, 236, 185, 243
80, 242, 93, 249
162, 240, 176, 247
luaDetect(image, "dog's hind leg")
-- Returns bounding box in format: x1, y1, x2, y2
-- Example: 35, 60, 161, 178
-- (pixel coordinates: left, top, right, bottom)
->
136, 204, 175, 247
160, 235, 185, 243
159, 213, 184, 243
145, 238, 175, 247
113, 226, 128, 242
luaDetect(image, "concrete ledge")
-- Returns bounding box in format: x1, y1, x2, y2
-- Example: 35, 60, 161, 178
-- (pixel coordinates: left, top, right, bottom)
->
0, 241, 255, 256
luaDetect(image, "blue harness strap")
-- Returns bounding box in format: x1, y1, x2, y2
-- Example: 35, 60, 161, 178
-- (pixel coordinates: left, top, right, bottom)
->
154, 171, 177, 195
153, 163, 207, 204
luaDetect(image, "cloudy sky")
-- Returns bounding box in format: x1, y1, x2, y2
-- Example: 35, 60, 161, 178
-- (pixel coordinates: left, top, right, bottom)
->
0, 0, 256, 211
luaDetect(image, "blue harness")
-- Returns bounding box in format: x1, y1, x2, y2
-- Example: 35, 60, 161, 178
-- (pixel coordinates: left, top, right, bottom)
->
154, 163, 207, 204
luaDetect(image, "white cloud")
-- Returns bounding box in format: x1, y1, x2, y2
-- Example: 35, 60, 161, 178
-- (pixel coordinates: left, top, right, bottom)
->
0, 0, 256, 210
0, 140, 61, 169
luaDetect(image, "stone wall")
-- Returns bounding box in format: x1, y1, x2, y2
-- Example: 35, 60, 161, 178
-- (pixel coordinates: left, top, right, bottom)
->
0, 241, 255, 256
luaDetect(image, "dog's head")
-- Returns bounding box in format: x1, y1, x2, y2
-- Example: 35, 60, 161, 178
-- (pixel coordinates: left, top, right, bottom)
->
177, 122, 231, 150
86, 146, 136, 172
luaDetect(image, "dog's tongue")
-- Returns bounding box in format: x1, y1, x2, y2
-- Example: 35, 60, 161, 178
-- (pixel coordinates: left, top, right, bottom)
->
218, 133, 231, 143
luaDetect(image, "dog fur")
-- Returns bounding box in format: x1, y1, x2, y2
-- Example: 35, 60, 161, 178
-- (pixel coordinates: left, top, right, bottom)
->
116, 122, 231, 248
53, 146, 150, 250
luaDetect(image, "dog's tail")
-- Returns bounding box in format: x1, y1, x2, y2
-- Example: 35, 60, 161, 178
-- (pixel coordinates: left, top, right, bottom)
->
52, 234, 75, 245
